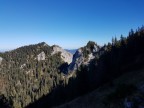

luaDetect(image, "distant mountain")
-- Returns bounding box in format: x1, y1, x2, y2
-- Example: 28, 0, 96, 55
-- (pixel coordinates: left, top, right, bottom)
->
65, 49, 77, 55
0, 49, 11, 52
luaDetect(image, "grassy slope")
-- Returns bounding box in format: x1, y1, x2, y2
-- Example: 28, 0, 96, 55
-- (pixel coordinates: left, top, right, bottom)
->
55, 68, 144, 108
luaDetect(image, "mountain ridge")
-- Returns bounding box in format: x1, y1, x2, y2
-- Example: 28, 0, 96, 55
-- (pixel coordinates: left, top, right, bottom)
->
0, 42, 73, 108
26, 26, 144, 108
1, 26, 144, 108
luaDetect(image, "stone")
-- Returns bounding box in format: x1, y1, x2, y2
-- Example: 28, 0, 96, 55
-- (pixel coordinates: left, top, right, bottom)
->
37, 51, 45, 61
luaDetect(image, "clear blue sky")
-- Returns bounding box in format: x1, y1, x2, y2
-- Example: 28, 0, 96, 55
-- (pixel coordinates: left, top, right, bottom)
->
0, 0, 144, 50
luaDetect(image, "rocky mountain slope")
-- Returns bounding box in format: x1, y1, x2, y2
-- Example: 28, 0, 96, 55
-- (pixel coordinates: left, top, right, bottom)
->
68, 41, 100, 72
51, 45, 73, 64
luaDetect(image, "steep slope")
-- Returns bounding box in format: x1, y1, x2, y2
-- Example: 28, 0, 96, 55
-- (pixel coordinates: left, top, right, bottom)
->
0, 42, 71, 108
56, 68, 144, 108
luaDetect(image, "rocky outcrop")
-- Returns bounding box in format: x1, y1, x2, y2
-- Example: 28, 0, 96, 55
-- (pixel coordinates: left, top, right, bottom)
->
68, 41, 100, 72
93, 44, 99, 53
51, 45, 73, 64
37, 51, 45, 61
68, 49, 84, 71
0, 57, 3, 65
68, 50, 95, 71
87, 53, 95, 63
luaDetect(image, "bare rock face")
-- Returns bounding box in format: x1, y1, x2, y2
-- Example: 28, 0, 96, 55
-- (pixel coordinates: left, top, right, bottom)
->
68, 41, 100, 72
51, 45, 73, 64
68, 49, 95, 71
86, 53, 95, 63
68, 49, 84, 71
0, 57, 3, 65
93, 44, 99, 53
37, 51, 45, 61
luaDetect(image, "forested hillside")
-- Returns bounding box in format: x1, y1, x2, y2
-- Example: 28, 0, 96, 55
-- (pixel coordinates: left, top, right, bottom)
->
27, 26, 144, 108
1, 26, 144, 108
0, 42, 70, 108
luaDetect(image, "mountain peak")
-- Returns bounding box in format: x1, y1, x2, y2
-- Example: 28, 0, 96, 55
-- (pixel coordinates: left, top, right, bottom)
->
68, 41, 100, 72
86, 41, 96, 46
37, 42, 48, 47
86, 41, 99, 53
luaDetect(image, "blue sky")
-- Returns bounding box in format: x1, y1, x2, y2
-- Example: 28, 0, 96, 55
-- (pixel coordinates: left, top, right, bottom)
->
0, 0, 144, 50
